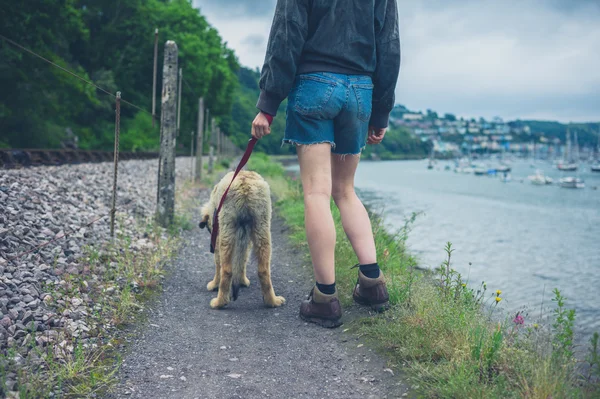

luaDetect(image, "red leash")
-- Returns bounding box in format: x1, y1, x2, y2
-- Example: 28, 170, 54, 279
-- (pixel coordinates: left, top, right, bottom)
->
209, 137, 258, 253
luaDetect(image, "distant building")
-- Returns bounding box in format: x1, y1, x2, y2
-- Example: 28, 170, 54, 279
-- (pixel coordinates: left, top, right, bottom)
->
403, 113, 424, 121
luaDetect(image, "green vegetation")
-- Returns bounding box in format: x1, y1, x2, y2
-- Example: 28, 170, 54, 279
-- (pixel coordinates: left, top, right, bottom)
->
247, 153, 600, 398
1, 0, 239, 152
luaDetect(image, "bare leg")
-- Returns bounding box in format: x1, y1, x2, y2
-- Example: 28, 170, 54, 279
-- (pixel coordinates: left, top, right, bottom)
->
297, 144, 336, 285
331, 154, 377, 265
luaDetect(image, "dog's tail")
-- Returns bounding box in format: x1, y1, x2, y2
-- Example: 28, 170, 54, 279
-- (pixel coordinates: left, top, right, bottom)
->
231, 209, 253, 301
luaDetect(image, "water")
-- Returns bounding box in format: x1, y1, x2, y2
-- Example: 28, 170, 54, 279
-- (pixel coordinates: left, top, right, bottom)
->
353, 160, 600, 338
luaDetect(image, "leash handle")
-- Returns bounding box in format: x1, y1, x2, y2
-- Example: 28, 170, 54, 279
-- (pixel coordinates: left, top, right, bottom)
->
210, 137, 258, 252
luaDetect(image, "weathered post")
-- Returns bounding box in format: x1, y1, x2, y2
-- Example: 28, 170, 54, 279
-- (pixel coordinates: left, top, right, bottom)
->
110, 92, 121, 237
152, 28, 158, 128
156, 41, 178, 227
195, 98, 204, 182
216, 125, 221, 157
208, 118, 215, 174
190, 130, 194, 181
176, 68, 182, 137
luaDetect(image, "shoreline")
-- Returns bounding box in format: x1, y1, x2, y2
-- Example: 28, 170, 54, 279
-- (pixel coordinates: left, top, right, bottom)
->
252, 153, 600, 398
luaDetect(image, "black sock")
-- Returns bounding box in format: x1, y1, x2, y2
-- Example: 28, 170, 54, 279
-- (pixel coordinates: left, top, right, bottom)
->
359, 263, 380, 278
316, 281, 336, 295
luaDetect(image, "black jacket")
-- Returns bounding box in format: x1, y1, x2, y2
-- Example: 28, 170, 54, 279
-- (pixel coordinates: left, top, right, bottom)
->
257, 0, 401, 128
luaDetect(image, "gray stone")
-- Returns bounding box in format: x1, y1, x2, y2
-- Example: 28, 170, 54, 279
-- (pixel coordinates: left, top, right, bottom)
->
0, 316, 12, 328
22, 310, 34, 325
22, 294, 34, 303
8, 308, 19, 320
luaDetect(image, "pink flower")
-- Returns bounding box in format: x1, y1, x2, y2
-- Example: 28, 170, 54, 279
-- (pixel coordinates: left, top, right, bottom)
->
513, 314, 524, 325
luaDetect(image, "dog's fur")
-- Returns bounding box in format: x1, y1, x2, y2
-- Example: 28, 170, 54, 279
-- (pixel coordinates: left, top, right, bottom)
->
199, 170, 285, 309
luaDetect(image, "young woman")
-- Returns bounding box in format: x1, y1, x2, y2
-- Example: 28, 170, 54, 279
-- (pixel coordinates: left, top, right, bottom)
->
251, 0, 401, 327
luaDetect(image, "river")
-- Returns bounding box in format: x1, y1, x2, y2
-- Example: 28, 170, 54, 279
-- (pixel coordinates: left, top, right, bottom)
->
352, 159, 600, 339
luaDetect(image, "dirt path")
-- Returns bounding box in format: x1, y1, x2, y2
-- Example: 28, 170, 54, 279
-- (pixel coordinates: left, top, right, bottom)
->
108, 189, 410, 399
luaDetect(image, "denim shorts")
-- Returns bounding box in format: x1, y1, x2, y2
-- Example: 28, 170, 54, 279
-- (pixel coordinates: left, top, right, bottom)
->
284, 72, 373, 155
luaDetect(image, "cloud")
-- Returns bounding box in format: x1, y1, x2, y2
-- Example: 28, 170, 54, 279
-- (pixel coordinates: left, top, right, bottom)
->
193, 0, 600, 122
241, 34, 266, 49
193, 0, 276, 18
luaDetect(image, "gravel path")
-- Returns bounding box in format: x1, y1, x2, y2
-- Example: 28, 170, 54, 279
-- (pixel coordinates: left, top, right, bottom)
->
108, 188, 411, 399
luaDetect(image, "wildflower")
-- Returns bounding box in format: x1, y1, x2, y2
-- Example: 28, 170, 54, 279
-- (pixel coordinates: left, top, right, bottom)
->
496, 289, 502, 296
495, 297, 502, 303
513, 314, 524, 325
461, 283, 466, 288
533, 323, 539, 329
383, 248, 390, 260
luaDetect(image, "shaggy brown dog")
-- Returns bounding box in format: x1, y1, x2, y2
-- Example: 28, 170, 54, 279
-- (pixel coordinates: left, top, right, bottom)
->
199, 170, 285, 309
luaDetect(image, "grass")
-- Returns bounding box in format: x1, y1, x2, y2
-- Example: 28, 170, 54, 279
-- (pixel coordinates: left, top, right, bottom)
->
0, 176, 206, 398
247, 152, 600, 398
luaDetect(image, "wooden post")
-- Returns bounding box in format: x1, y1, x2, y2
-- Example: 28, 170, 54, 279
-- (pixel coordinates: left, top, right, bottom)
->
156, 41, 178, 227
190, 130, 194, 181
110, 92, 121, 237
208, 118, 215, 174
216, 125, 221, 157
176, 68, 182, 137
152, 28, 158, 128
195, 98, 204, 182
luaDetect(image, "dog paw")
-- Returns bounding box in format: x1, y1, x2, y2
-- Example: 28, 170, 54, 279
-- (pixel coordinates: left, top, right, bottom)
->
264, 295, 286, 308
241, 277, 251, 287
207, 280, 219, 291
210, 298, 227, 309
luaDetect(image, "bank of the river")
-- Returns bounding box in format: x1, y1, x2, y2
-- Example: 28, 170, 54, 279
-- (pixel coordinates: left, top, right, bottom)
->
250, 154, 600, 398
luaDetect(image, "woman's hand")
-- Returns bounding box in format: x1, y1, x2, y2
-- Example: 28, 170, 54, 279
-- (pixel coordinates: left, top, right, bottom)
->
367, 126, 386, 144
251, 112, 271, 139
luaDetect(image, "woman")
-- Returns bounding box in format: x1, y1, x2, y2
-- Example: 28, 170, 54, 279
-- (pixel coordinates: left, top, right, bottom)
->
251, 0, 401, 328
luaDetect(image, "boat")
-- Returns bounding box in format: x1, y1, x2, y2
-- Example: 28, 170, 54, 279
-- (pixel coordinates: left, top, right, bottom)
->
591, 131, 600, 172
528, 170, 553, 185
557, 129, 578, 171
427, 145, 435, 169
499, 172, 511, 182
473, 163, 487, 175
559, 177, 585, 189
557, 163, 578, 171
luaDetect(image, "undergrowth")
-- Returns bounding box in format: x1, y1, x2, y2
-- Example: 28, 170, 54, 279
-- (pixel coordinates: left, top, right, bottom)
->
247, 152, 600, 398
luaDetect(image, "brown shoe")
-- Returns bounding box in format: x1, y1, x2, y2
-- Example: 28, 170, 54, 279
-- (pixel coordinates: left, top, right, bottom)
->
299, 285, 343, 328
353, 268, 390, 312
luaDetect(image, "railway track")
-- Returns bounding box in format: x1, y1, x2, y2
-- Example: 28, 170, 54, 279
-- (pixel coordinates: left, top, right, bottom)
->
0, 148, 164, 169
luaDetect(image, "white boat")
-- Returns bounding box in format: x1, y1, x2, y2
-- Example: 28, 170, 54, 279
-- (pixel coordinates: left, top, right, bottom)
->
557, 163, 578, 171
559, 177, 585, 189
558, 129, 578, 171
528, 170, 553, 185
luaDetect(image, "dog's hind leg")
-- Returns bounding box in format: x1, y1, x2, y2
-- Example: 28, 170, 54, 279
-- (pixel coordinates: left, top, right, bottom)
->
253, 231, 286, 308
207, 250, 221, 291
210, 239, 233, 309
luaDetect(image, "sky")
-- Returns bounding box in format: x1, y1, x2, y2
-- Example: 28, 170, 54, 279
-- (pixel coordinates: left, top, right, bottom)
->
192, 0, 600, 123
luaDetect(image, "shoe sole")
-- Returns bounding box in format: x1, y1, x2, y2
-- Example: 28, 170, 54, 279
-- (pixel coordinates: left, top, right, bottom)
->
353, 294, 390, 313
299, 313, 343, 328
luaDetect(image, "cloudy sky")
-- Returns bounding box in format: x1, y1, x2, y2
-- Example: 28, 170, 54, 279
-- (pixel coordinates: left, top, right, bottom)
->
193, 0, 600, 122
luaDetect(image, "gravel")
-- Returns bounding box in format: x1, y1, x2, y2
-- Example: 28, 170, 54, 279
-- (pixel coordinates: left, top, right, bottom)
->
0, 157, 195, 392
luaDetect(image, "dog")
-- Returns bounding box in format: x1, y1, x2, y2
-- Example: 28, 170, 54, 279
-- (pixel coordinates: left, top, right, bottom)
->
199, 170, 286, 309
